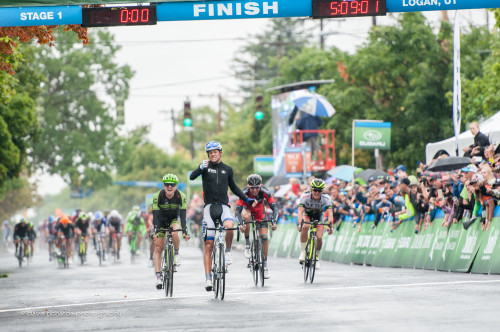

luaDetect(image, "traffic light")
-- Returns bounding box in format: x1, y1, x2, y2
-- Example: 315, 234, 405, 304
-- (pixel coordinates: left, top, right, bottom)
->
183, 99, 192, 127
255, 95, 264, 121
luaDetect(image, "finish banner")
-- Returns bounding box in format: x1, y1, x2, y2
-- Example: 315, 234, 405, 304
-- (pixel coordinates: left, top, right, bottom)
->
0, 0, 185, 7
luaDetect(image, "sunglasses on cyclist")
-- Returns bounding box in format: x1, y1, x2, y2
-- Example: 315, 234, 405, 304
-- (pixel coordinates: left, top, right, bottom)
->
249, 186, 260, 189
312, 189, 323, 193
164, 183, 176, 187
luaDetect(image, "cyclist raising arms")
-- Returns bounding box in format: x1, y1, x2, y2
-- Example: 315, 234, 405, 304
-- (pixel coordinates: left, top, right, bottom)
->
152, 174, 190, 289
236, 174, 278, 279
190, 141, 254, 291
297, 178, 334, 269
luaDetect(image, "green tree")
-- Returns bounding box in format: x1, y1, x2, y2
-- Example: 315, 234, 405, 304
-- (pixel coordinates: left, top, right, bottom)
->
232, 18, 310, 92
31, 28, 133, 189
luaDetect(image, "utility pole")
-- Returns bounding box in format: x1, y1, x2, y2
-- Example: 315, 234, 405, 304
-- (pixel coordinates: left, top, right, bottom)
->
320, 19, 325, 50
159, 108, 177, 143
218, 93, 222, 133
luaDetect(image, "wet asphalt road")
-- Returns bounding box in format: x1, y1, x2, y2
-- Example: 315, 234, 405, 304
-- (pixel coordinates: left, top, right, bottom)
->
1, 239, 500, 331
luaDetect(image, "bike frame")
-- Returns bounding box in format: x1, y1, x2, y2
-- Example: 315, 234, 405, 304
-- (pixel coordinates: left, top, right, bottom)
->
244, 217, 273, 287
159, 227, 185, 297
302, 220, 329, 284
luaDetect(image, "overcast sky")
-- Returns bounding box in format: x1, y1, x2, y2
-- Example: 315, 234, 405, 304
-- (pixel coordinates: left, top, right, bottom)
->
35, 9, 495, 196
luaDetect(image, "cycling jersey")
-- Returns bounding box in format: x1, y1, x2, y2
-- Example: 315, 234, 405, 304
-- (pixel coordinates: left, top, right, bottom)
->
108, 216, 123, 233
125, 214, 146, 234
56, 222, 74, 239
190, 161, 248, 206
236, 185, 278, 222
14, 223, 28, 238
299, 191, 333, 221
75, 218, 90, 236
152, 189, 187, 235
93, 219, 107, 233
27, 228, 37, 241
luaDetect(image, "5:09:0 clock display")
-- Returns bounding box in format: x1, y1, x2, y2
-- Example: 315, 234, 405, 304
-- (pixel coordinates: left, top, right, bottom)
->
312, 0, 387, 18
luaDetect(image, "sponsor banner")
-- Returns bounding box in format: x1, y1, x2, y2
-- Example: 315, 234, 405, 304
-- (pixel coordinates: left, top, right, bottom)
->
351, 218, 373, 265
354, 121, 391, 150
267, 225, 285, 258
341, 217, 359, 264
450, 219, 482, 272
390, 220, 414, 267
285, 146, 311, 175
0, 5, 81, 27
320, 231, 337, 261
436, 222, 463, 272
277, 224, 298, 258
371, 216, 394, 267
157, 0, 311, 21
387, 0, 500, 13
424, 222, 448, 270
253, 155, 274, 177
470, 222, 500, 273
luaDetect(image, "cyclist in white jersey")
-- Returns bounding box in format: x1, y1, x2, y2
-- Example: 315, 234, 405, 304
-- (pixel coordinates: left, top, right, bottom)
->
297, 178, 333, 269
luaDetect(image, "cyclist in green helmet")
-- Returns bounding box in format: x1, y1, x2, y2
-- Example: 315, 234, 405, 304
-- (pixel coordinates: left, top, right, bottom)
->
297, 178, 333, 269
152, 173, 190, 289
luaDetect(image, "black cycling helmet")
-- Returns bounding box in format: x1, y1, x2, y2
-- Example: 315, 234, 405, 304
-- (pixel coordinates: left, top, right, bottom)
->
247, 174, 262, 186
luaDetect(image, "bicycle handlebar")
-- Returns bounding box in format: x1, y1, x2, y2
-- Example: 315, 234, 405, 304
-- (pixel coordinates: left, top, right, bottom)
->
301, 220, 331, 227
157, 228, 187, 233
243, 219, 274, 224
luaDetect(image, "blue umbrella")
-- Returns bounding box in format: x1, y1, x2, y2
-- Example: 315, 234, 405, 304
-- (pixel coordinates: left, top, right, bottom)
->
291, 90, 336, 118
326, 165, 357, 182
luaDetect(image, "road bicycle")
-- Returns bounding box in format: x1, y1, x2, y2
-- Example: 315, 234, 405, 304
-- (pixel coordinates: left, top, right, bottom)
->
15, 237, 27, 268
243, 217, 273, 287
58, 237, 69, 269
301, 219, 329, 284
130, 232, 138, 264
78, 235, 86, 265
96, 231, 105, 266
158, 227, 186, 297
205, 220, 238, 300
110, 231, 118, 262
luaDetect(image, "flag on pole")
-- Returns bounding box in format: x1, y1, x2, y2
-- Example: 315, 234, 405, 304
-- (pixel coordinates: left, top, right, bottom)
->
453, 11, 461, 156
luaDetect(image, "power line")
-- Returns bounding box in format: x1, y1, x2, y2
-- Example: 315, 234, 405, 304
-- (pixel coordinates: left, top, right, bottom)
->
133, 75, 231, 90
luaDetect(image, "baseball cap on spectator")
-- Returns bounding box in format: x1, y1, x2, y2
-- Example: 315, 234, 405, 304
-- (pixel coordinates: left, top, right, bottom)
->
461, 164, 478, 173
390, 181, 399, 188
400, 178, 411, 186
446, 179, 454, 186
395, 165, 406, 173
368, 176, 377, 183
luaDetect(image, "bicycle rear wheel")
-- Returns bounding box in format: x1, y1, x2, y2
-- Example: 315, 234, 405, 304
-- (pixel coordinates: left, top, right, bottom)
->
309, 237, 317, 284
251, 240, 258, 286
98, 240, 102, 266
17, 242, 23, 268
220, 243, 226, 300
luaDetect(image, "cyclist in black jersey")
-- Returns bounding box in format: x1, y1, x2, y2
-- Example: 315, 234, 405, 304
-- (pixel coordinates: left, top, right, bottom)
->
190, 140, 254, 291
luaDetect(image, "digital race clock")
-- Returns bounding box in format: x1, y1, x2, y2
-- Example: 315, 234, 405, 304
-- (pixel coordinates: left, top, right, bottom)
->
312, 0, 387, 18
82, 6, 157, 27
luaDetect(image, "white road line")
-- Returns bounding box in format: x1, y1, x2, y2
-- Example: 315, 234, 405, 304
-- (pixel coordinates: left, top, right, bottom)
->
1, 279, 500, 313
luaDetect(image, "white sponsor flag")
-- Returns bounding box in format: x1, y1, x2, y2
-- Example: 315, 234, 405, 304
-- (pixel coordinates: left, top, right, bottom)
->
453, 11, 461, 156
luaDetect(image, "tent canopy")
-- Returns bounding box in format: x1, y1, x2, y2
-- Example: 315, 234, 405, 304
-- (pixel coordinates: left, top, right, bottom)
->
425, 111, 500, 164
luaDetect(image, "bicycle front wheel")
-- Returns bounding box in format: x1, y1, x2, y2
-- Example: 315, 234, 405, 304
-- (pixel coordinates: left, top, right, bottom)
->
168, 247, 174, 297
309, 236, 317, 284
304, 239, 311, 283
17, 242, 23, 268
212, 249, 219, 299
259, 240, 265, 287
219, 243, 226, 300
98, 240, 102, 266
251, 240, 258, 286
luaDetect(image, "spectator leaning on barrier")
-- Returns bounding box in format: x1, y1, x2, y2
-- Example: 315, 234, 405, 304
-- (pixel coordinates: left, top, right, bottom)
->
391, 178, 415, 231
463, 121, 490, 159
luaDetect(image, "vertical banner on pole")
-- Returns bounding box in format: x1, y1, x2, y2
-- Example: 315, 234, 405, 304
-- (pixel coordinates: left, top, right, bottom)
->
453, 11, 461, 156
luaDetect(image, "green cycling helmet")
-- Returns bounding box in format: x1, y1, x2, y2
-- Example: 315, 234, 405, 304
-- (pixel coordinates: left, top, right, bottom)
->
80, 212, 88, 220
162, 173, 178, 184
310, 178, 326, 191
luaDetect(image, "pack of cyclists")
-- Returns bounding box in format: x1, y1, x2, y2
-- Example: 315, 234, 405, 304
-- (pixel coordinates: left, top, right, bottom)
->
7, 140, 337, 297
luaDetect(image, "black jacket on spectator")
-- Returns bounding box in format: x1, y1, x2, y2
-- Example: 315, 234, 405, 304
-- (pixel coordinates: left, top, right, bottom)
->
465, 131, 490, 158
